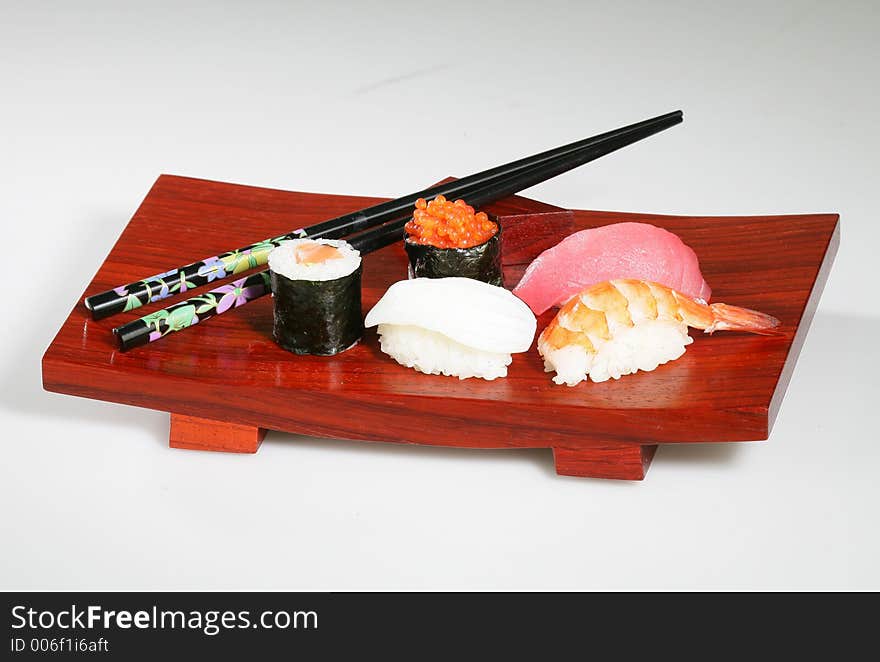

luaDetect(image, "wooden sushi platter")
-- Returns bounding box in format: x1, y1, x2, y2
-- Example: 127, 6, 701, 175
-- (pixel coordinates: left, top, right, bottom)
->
42, 175, 838, 480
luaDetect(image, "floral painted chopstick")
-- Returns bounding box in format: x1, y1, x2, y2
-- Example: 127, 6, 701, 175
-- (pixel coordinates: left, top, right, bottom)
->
113, 271, 272, 351
85, 111, 684, 321
111, 113, 686, 352
113, 112, 682, 351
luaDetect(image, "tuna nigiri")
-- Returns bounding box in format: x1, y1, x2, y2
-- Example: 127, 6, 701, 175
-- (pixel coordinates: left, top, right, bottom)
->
513, 222, 712, 315
538, 279, 780, 385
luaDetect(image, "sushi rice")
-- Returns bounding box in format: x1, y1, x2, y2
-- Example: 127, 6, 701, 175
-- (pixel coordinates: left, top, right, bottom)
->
268, 238, 360, 281
542, 319, 692, 385
376, 324, 515, 381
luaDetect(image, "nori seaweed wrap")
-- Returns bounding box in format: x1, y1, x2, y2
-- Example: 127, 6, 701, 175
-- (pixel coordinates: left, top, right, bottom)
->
404, 224, 503, 286
268, 239, 363, 356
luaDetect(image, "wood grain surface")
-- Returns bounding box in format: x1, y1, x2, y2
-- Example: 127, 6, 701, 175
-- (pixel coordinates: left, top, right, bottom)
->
41, 174, 838, 479
169, 413, 265, 453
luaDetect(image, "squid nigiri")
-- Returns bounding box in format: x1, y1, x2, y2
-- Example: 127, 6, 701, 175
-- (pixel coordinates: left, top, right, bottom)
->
538, 279, 780, 385
365, 277, 536, 381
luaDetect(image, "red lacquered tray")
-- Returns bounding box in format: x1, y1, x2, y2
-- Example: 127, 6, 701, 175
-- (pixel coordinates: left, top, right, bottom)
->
41, 175, 838, 480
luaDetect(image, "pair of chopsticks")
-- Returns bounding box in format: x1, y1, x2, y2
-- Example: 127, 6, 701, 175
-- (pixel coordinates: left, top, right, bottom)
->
96, 110, 684, 351
113, 221, 411, 351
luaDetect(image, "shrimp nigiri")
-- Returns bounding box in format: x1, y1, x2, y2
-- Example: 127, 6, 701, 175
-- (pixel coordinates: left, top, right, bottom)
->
538, 279, 780, 386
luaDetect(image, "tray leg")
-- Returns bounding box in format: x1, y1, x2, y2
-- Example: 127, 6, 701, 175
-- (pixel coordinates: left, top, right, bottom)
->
169, 413, 266, 453
553, 443, 657, 480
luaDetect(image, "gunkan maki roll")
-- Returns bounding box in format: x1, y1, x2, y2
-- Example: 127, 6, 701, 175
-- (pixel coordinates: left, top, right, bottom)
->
267, 238, 363, 356
404, 195, 502, 286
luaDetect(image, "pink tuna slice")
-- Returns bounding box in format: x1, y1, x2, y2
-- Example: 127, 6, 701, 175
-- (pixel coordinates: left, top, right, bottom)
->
512, 222, 712, 315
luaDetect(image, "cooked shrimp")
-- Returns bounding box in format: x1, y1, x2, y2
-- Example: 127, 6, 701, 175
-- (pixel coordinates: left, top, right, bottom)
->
538, 279, 780, 385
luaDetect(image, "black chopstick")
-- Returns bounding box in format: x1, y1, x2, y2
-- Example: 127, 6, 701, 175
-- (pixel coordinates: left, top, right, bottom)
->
111, 116, 684, 353
86, 110, 683, 320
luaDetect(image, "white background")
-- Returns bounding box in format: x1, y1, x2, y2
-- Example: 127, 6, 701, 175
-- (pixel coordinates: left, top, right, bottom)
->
2, 1, 878, 589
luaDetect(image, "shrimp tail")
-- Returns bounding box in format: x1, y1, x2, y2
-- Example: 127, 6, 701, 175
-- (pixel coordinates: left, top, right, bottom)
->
707, 303, 781, 335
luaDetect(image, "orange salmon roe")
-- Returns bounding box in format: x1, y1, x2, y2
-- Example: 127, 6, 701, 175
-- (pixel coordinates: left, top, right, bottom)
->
405, 195, 497, 249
